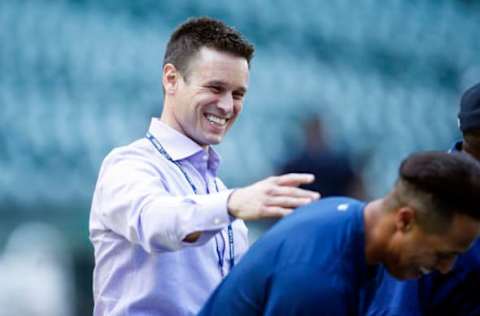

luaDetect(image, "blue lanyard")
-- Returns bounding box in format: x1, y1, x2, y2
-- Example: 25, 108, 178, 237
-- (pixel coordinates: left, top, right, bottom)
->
146, 132, 235, 275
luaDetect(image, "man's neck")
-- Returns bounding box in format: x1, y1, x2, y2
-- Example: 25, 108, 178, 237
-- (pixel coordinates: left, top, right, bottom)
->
159, 112, 183, 135
363, 199, 390, 265
159, 114, 209, 151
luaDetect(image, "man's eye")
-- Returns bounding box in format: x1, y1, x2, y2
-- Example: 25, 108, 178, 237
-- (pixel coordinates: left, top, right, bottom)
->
232, 93, 244, 100
209, 86, 222, 93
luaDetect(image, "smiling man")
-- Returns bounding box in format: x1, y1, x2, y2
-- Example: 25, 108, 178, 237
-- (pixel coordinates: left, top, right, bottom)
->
161, 47, 247, 147
89, 17, 320, 316
198, 151, 480, 316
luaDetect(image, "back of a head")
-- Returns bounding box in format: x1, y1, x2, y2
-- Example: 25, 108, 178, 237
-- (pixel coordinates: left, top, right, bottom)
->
458, 82, 480, 156
397, 151, 480, 230
458, 82, 480, 134
163, 17, 255, 79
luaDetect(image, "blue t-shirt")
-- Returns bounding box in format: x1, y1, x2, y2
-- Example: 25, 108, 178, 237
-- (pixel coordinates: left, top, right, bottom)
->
366, 142, 480, 316
198, 197, 378, 316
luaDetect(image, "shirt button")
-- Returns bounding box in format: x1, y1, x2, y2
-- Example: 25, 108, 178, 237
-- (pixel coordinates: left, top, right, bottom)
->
214, 218, 221, 225
203, 155, 208, 161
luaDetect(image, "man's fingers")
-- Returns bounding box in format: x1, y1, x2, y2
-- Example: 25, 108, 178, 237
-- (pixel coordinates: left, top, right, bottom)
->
262, 206, 293, 218
269, 186, 320, 200
265, 196, 314, 208
274, 173, 315, 186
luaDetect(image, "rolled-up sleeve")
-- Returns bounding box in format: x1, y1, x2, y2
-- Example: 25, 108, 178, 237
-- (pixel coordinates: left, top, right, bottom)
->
92, 149, 234, 253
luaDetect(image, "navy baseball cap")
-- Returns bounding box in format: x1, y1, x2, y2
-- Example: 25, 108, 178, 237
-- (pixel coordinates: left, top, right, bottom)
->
458, 82, 480, 133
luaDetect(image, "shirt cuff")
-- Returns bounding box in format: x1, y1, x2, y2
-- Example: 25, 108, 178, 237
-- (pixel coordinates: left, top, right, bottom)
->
191, 189, 235, 232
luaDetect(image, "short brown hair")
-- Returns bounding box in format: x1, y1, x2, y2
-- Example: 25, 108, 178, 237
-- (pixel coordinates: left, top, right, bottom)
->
391, 151, 480, 232
163, 17, 255, 79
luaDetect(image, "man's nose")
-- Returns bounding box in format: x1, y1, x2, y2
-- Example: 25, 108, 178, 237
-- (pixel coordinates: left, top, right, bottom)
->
217, 93, 233, 112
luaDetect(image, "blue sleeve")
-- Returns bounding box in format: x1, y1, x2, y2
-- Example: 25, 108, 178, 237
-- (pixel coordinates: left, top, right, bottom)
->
366, 267, 422, 316
419, 240, 480, 316
263, 264, 352, 316
198, 273, 261, 316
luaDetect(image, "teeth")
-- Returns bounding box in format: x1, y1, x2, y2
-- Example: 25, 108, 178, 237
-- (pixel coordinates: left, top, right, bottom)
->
206, 114, 227, 125
419, 267, 432, 275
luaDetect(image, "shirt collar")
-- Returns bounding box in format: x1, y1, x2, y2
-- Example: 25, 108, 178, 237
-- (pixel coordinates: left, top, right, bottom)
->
147, 118, 221, 170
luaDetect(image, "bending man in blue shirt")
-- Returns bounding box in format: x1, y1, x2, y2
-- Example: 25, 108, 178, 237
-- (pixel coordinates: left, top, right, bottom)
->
367, 82, 480, 316
199, 151, 480, 316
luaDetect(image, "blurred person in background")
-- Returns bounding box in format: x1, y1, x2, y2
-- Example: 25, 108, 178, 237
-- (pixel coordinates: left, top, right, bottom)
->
199, 151, 480, 316
0, 223, 74, 316
89, 17, 319, 316
368, 82, 480, 316
279, 116, 365, 199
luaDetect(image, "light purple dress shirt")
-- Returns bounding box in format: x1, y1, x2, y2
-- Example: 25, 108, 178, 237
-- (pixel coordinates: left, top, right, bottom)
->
89, 118, 249, 315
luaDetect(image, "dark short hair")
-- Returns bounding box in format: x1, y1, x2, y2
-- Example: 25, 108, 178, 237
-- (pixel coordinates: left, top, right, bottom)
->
397, 151, 480, 231
163, 17, 255, 79
458, 82, 480, 133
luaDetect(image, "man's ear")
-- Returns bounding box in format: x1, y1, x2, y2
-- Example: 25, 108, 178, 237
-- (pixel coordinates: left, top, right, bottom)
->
163, 63, 179, 95
395, 206, 416, 233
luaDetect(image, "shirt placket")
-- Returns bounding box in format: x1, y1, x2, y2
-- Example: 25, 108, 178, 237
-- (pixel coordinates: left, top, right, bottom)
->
205, 163, 229, 277
189, 153, 229, 277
